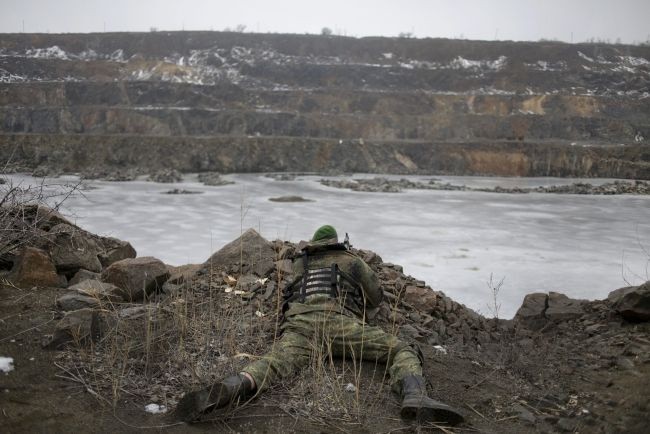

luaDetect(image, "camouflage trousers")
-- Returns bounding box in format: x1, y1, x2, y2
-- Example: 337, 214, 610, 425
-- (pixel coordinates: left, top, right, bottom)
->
243, 308, 422, 392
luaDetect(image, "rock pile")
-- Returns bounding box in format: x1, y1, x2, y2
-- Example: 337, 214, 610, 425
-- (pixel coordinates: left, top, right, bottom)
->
197, 172, 234, 186
321, 177, 650, 195
7, 221, 647, 433
81, 168, 140, 181
488, 180, 650, 195
1, 205, 136, 285
320, 177, 453, 193
148, 169, 183, 183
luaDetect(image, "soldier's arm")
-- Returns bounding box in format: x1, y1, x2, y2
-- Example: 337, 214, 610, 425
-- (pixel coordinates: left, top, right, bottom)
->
353, 258, 383, 308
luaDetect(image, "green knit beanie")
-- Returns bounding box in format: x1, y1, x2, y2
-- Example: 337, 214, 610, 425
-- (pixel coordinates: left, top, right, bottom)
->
311, 225, 338, 243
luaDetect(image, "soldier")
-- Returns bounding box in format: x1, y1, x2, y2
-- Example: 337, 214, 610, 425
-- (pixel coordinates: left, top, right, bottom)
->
176, 225, 464, 425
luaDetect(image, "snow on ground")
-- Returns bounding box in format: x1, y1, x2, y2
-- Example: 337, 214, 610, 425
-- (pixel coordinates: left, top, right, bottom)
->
0, 357, 14, 373
144, 403, 167, 414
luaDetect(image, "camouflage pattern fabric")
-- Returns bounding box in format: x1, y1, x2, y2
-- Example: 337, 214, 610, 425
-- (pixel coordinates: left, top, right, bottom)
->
243, 308, 422, 392
243, 247, 422, 392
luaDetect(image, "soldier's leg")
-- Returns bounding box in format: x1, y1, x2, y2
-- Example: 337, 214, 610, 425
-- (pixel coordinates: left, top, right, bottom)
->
326, 314, 464, 425
176, 320, 312, 422
326, 313, 421, 389
242, 329, 312, 392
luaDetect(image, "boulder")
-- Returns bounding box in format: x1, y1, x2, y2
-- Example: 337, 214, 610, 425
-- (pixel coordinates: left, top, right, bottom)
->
98, 237, 137, 268
545, 292, 587, 322
101, 257, 170, 301
403, 285, 438, 313
613, 282, 650, 322
56, 293, 103, 311
204, 229, 276, 277
68, 269, 101, 286
514, 293, 548, 330
8, 247, 63, 288
56, 280, 123, 311
607, 286, 638, 303
44, 308, 114, 350
148, 169, 182, 183
70, 279, 123, 300
48, 223, 103, 274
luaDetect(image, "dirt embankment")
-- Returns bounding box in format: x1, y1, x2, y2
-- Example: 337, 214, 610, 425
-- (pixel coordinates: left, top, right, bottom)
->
1, 210, 649, 433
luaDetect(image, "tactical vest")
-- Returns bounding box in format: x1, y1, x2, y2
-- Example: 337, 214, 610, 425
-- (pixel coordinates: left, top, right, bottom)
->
283, 244, 366, 316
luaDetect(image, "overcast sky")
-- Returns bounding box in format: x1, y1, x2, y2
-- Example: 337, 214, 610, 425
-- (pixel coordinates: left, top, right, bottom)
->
1, 0, 649, 44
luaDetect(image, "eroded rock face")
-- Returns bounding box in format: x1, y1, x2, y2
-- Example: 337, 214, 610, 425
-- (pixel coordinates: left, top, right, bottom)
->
8, 247, 63, 288
613, 281, 650, 322
101, 257, 170, 301
48, 223, 103, 274
204, 228, 276, 277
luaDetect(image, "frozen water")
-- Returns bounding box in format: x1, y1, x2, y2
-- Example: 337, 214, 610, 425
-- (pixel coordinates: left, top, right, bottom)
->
4, 174, 649, 319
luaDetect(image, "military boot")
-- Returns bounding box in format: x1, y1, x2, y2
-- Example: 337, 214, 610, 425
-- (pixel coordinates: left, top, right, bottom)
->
399, 374, 464, 425
175, 374, 254, 422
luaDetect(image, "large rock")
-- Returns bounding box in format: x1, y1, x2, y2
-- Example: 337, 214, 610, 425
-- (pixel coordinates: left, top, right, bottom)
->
98, 236, 137, 268
403, 285, 438, 313
545, 292, 586, 322
514, 293, 548, 330
8, 247, 63, 288
68, 269, 101, 286
101, 257, 170, 301
44, 308, 114, 350
607, 286, 638, 303
56, 293, 103, 311
48, 223, 103, 274
56, 279, 124, 311
204, 229, 276, 277
613, 282, 650, 322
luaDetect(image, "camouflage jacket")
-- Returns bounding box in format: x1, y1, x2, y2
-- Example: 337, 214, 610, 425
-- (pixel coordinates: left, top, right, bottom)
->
283, 244, 383, 318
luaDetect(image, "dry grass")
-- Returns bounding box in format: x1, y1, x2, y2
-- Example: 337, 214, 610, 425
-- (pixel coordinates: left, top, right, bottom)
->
53, 255, 415, 429
0, 176, 83, 266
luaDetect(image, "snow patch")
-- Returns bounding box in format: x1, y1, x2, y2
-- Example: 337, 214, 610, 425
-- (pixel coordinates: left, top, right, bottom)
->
109, 49, 125, 62
619, 55, 650, 66
382, 52, 393, 59
450, 55, 507, 70
578, 51, 594, 62
525, 60, 567, 72
0, 357, 14, 373
0, 68, 28, 83
144, 403, 167, 414
25, 45, 69, 60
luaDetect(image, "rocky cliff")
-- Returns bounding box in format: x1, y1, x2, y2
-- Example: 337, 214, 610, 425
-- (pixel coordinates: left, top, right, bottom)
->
1, 32, 649, 178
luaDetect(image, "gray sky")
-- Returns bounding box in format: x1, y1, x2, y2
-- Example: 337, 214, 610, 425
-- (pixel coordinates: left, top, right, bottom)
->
1, 0, 649, 44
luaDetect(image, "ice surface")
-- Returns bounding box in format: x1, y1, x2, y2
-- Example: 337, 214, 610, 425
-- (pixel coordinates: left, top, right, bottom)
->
5, 174, 649, 319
